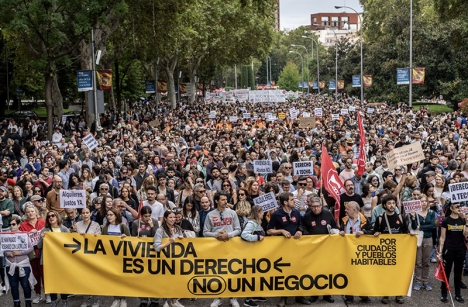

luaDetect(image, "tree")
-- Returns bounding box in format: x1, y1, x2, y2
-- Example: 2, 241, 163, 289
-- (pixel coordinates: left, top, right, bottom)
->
278, 61, 300, 91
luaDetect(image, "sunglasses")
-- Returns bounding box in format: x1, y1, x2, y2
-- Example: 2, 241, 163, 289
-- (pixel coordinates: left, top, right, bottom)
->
238, 193, 246, 196
222, 184, 231, 187
197, 190, 206, 193
47, 215, 56, 219
34, 190, 41, 193
9, 223, 17, 226
298, 183, 307, 186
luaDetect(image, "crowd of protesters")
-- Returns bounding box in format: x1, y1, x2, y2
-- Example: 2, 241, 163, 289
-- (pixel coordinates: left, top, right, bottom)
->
0, 93, 468, 306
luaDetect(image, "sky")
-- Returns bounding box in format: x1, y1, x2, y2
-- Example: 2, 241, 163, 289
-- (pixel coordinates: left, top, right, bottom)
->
280, 0, 362, 31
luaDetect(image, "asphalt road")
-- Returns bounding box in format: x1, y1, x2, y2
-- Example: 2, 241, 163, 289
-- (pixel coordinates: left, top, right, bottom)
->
0, 262, 463, 307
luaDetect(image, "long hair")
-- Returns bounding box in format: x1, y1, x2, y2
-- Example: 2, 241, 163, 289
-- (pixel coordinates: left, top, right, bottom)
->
105, 207, 122, 226
45, 210, 63, 229
161, 210, 182, 237
235, 200, 251, 217
182, 196, 197, 218
247, 205, 263, 224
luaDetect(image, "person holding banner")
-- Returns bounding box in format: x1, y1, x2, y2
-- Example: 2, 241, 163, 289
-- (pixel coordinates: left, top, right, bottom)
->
410, 195, 436, 291
19, 204, 45, 304
438, 201, 468, 303
38, 210, 70, 307
153, 210, 185, 307
4, 215, 36, 307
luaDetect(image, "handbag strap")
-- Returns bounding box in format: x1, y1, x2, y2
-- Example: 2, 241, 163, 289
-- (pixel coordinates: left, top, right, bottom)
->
384, 213, 392, 235
85, 221, 92, 234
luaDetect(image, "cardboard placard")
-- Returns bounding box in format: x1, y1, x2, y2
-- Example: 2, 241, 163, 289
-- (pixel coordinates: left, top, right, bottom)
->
449, 182, 468, 203
387, 142, 425, 170
293, 161, 314, 176
403, 200, 422, 213
253, 160, 273, 174
253, 192, 279, 212
149, 119, 160, 127
299, 117, 316, 129
60, 190, 87, 209
82, 134, 99, 151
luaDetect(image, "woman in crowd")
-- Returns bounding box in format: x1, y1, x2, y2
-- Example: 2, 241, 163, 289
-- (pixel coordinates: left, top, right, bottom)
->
75, 206, 101, 307
214, 178, 234, 208
80, 168, 93, 193
434, 174, 445, 206
401, 175, 418, 202
137, 176, 156, 201
150, 156, 163, 173
153, 211, 184, 307
438, 202, 468, 303
423, 183, 438, 212
12, 186, 27, 218
131, 206, 158, 237
236, 200, 252, 230
20, 204, 46, 304
247, 179, 262, 201
68, 173, 83, 190
38, 211, 69, 307
182, 197, 200, 235
177, 176, 194, 207
167, 178, 180, 203
102, 208, 130, 307
233, 187, 251, 208
367, 175, 381, 193
411, 195, 436, 291
23, 180, 35, 199
4, 216, 35, 307
95, 195, 113, 225
361, 184, 377, 218
120, 186, 137, 211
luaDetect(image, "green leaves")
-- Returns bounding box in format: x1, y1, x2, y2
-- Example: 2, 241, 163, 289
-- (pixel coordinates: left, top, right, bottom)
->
278, 61, 300, 91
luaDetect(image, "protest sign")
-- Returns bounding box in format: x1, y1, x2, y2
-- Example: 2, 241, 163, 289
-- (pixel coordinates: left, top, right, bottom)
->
341, 109, 349, 115
302, 112, 311, 118
253, 192, 279, 212
387, 142, 424, 170
299, 117, 316, 128
149, 119, 160, 128
253, 160, 273, 174
243, 113, 251, 119
332, 114, 340, 120
402, 200, 422, 213
314, 108, 323, 117
349, 106, 356, 112
449, 182, 468, 203
208, 111, 216, 119
1, 233, 29, 251
60, 190, 87, 209
82, 134, 99, 151
229, 116, 238, 123
367, 108, 375, 114
293, 161, 314, 176
28, 231, 42, 247
265, 112, 272, 119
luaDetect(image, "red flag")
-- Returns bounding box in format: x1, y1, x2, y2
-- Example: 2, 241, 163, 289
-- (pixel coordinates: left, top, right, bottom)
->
137, 199, 144, 219
357, 112, 366, 176
435, 259, 450, 291
321, 144, 344, 220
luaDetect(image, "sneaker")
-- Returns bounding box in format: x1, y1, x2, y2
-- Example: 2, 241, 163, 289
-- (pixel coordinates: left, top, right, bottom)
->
395, 296, 404, 304
455, 296, 465, 303
441, 296, 448, 303
244, 300, 258, 307
251, 298, 267, 302
381, 296, 389, 304
110, 300, 120, 307
120, 299, 127, 307
33, 294, 42, 304
430, 258, 437, 263
46, 295, 52, 304
413, 282, 421, 291
211, 299, 222, 307
423, 283, 432, 291
171, 302, 184, 307
230, 299, 240, 307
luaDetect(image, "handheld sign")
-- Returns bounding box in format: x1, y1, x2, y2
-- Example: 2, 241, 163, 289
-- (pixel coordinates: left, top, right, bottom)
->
82, 134, 99, 151
229, 116, 238, 123
367, 108, 375, 114
332, 114, 340, 120
302, 112, 311, 118
28, 231, 41, 247
349, 106, 356, 112
253, 160, 273, 174
299, 117, 316, 128
1, 233, 29, 251
149, 119, 160, 127
253, 192, 279, 212
60, 190, 87, 209
387, 142, 424, 170
449, 182, 468, 203
314, 108, 323, 117
243, 113, 251, 119
403, 200, 422, 213
341, 109, 349, 115
293, 161, 314, 176
265, 112, 272, 119
208, 111, 216, 119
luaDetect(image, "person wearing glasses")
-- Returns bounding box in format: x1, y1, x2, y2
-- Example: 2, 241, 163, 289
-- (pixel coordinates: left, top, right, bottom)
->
292, 177, 313, 216
45, 176, 64, 216
38, 211, 69, 307
193, 183, 207, 212
4, 216, 35, 307
20, 204, 45, 304
102, 208, 130, 307
153, 210, 185, 307
438, 201, 468, 303
203, 191, 241, 307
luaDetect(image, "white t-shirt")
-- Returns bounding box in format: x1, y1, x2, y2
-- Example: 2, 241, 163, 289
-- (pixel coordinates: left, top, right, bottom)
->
107, 224, 121, 236
144, 201, 165, 220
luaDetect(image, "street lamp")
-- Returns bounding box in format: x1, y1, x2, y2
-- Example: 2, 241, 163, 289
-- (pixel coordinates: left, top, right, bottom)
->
328, 28, 339, 102
291, 44, 309, 94
289, 51, 304, 94
335, 5, 363, 103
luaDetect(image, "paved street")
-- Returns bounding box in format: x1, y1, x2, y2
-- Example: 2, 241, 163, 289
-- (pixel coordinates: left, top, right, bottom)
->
0, 262, 464, 307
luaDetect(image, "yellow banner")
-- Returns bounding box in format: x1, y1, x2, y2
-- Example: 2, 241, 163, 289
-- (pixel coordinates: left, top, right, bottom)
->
44, 234, 416, 298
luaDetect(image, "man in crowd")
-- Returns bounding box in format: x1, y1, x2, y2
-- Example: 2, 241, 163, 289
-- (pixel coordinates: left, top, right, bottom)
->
143, 186, 164, 222
339, 179, 365, 221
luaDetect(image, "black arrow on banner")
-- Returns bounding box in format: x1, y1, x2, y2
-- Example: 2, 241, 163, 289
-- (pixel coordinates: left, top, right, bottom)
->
273, 257, 291, 273
64, 238, 81, 254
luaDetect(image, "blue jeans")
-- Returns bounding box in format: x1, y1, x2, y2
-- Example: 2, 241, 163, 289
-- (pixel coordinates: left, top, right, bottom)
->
7, 266, 32, 302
